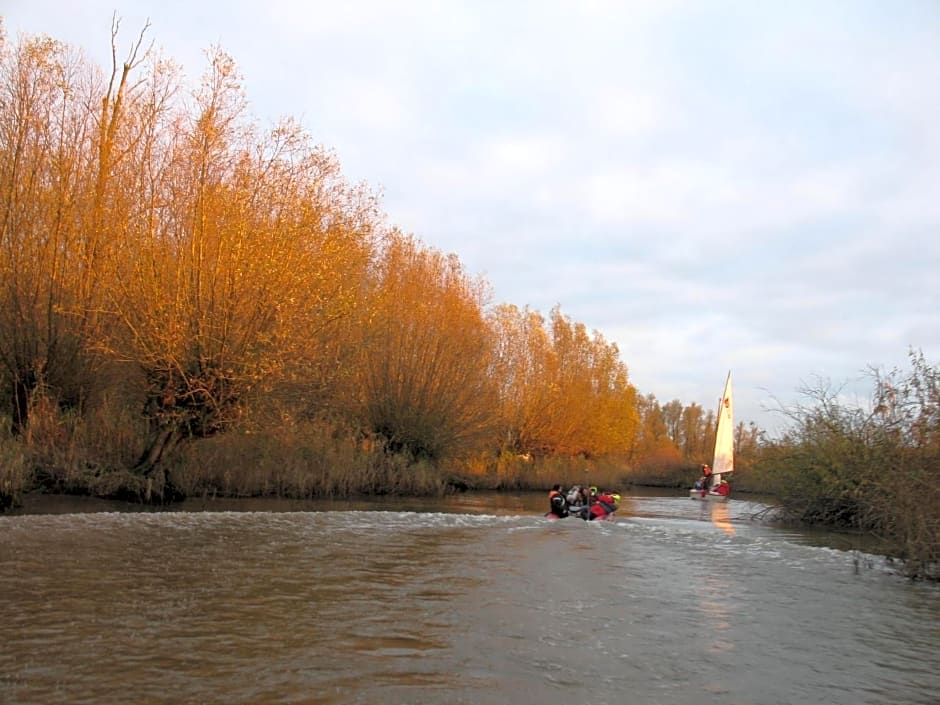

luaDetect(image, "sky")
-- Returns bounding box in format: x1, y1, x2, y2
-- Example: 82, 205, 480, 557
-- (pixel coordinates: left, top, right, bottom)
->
4, 0, 939, 434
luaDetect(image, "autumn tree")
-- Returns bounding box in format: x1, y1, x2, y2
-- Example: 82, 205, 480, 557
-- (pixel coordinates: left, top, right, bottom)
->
0, 29, 118, 433
632, 394, 674, 460
488, 304, 637, 458
487, 303, 556, 455
102, 46, 379, 498
353, 233, 498, 461
661, 399, 684, 451
680, 402, 709, 459
546, 307, 638, 456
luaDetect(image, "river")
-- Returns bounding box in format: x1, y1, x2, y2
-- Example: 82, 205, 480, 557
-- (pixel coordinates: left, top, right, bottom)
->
1, 490, 937, 705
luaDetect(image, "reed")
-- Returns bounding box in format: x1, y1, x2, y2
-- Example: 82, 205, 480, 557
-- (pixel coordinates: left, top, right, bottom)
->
451, 451, 631, 493
0, 424, 28, 509
173, 420, 455, 498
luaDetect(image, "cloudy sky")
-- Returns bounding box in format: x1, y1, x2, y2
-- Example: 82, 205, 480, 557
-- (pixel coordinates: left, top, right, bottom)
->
4, 1, 939, 433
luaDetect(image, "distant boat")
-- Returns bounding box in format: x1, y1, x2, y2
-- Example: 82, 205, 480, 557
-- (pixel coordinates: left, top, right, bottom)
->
691, 371, 733, 502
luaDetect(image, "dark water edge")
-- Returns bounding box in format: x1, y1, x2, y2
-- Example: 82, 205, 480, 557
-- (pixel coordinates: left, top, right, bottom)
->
7, 488, 550, 517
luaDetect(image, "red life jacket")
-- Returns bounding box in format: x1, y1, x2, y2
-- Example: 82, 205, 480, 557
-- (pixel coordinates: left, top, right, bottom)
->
589, 494, 616, 520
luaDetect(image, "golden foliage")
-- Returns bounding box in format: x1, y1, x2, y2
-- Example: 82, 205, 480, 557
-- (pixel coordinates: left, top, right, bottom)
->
0, 33, 106, 429
488, 304, 638, 458
354, 233, 498, 460
0, 22, 769, 501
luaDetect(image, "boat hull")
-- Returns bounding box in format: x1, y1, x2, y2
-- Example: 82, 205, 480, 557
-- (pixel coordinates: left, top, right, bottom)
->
545, 509, 617, 520
689, 489, 729, 502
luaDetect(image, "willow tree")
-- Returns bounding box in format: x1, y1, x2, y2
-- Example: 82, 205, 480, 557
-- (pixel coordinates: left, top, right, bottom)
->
104, 47, 379, 498
487, 303, 559, 456
631, 393, 676, 463
487, 304, 638, 458
0, 26, 134, 433
0, 33, 73, 432
544, 307, 638, 456
354, 233, 498, 462
659, 399, 709, 460
0, 18, 158, 437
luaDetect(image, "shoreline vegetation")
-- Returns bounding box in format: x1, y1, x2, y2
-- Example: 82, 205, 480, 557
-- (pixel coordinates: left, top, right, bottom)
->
0, 22, 936, 581
2, 352, 937, 581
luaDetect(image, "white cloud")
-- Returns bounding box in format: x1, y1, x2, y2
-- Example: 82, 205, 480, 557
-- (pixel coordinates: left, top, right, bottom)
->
479, 133, 568, 176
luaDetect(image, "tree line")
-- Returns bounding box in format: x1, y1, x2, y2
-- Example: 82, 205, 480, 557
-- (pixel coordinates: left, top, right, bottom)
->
0, 22, 741, 505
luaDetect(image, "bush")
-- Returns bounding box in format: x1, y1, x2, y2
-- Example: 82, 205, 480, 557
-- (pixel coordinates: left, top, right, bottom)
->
761, 353, 939, 580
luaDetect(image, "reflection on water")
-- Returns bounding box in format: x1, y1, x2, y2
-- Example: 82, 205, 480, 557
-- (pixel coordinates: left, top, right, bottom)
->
698, 574, 734, 656
709, 501, 736, 535
1, 491, 938, 705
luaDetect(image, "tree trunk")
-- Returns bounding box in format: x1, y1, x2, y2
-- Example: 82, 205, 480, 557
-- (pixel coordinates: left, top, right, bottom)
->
10, 371, 38, 436
132, 426, 187, 503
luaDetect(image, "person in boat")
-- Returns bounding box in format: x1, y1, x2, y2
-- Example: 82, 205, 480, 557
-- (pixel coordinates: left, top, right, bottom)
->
547, 484, 569, 518
714, 480, 730, 497
566, 485, 591, 519
695, 464, 712, 491
588, 491, 620, 520
566, 484, 584, 507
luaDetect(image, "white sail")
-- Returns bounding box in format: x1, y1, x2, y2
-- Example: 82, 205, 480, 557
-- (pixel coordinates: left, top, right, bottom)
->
710, 371, 734, 485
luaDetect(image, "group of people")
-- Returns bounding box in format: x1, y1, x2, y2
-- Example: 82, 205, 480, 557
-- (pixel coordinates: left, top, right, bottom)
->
547, 484, 620, 520
693, 464, 730, 496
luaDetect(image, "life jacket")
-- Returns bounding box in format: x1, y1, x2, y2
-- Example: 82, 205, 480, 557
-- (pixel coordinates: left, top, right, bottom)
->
549, 490, 569, 518
701, 467, 713, 491
588, 494, 616, 520
715, 482, 730, 496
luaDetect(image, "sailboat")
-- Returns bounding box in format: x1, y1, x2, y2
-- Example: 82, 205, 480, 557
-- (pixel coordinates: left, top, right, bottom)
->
690, 371, 734, 502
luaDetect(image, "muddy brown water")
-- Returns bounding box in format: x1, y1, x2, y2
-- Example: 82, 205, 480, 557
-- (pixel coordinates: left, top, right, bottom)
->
1, 490, 937, 704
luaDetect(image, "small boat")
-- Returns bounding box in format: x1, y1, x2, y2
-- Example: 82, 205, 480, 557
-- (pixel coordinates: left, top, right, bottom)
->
546, 492, 620, 520
691, 371, 734, 502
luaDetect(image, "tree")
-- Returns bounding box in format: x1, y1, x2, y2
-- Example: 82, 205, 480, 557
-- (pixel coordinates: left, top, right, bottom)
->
355, 233, 498, 461
487, 303, 556, 456
0, 29, 126, 434
662, 399, 684, 449
488, 304, 637, 458
680, 402, 708, 459
103, 46, 379, 498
